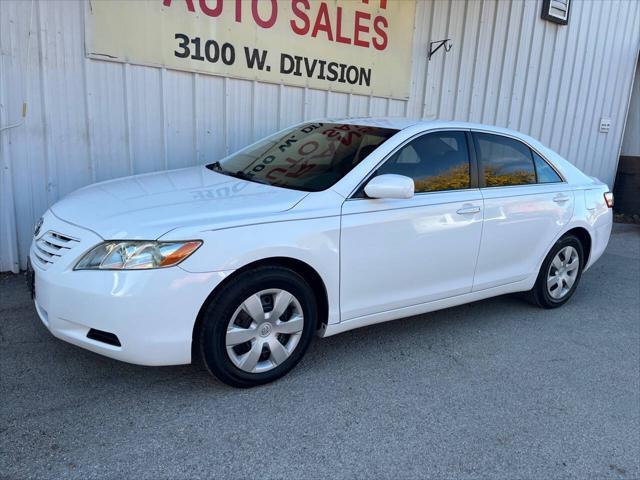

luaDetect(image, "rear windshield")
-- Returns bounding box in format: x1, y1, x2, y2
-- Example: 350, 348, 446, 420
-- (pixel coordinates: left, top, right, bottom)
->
211, 122, 398, 192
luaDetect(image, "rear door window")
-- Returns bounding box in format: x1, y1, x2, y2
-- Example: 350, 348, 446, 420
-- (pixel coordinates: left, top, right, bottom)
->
532, 151, 562, 183
473, 132, 536, 187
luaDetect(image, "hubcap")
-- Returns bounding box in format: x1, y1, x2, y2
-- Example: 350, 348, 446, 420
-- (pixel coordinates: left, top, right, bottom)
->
225, 289, 304, 373
547, 246, 580, 300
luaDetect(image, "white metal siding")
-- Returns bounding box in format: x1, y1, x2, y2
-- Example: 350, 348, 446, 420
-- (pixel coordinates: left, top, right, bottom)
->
1, 0, 639, 272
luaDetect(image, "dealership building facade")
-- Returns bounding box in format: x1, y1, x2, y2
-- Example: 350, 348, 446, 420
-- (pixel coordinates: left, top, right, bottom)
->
1, 0, 639, 273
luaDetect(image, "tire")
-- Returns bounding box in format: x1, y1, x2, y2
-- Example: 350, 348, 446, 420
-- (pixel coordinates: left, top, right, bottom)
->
528, 234, 584, 309
198, 266, 317, 388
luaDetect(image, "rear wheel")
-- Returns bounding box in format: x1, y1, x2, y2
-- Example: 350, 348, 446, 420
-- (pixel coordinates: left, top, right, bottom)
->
199, 266, 316, 388
529, 234, 584, 308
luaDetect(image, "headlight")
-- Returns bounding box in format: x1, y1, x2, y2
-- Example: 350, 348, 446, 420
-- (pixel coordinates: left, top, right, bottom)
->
74, 240, 202, 270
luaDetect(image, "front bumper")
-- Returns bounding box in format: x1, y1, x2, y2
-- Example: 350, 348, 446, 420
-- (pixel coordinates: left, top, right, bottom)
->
29, 211, 228, 366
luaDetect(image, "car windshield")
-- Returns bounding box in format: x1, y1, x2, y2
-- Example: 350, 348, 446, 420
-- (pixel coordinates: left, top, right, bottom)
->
209, 122, 398, 192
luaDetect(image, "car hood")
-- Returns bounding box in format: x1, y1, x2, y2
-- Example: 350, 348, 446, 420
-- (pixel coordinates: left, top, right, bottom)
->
50, 166, 308, 239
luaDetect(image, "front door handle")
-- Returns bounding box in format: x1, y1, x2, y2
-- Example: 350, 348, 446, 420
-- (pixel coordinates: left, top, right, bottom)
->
456, 205, 481, 215
553, 194, 570, 204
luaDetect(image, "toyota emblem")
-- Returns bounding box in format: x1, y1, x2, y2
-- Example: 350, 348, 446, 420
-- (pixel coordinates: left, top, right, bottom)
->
34, 217, 43, 237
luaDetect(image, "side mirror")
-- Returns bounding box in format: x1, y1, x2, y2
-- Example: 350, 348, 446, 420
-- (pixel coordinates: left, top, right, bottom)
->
364, 174, 415, 200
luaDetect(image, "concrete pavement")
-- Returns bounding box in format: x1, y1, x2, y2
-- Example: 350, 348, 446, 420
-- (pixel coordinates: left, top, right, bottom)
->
1, 224, 639, 479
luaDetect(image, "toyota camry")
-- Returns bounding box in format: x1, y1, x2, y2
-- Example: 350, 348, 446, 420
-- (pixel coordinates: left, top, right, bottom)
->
29, 118, 613, 387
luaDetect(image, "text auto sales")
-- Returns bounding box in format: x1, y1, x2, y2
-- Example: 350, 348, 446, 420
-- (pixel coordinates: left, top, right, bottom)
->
165, 0, 392, 87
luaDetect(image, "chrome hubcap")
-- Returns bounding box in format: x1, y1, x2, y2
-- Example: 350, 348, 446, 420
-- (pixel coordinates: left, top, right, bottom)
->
225, 289, 304, 373
547, 246, 580, 300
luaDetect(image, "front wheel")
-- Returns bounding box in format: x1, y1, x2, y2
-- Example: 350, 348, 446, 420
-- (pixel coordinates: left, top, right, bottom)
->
198, 266, 317, 388
529, 234, 584, 309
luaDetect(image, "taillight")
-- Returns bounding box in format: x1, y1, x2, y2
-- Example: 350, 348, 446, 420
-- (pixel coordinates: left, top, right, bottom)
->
604, 192, 614, 208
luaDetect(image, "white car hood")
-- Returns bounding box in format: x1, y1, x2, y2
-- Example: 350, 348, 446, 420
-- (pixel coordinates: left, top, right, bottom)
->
50, 166, 308, 239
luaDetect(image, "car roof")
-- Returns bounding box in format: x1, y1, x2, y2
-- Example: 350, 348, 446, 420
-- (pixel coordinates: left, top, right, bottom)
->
326, 117, 422, 130
328, 116, 531, 138
328, 116, 555, 157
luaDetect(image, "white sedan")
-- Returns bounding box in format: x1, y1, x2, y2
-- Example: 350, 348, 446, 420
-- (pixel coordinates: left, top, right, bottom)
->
29, 119, 613, 387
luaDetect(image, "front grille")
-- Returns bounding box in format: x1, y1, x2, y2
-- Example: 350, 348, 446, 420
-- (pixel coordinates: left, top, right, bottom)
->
32, 231, 79, 269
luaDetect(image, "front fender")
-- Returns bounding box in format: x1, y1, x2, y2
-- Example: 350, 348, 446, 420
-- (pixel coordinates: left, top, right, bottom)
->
166, 216, 342, 324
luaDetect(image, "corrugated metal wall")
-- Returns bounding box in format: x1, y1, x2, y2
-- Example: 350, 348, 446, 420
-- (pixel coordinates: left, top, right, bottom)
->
1, 0, 639, 273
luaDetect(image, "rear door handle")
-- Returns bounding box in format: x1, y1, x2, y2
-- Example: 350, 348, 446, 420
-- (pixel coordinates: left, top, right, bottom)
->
553, 194, 570, 204
456, 205, 481, 215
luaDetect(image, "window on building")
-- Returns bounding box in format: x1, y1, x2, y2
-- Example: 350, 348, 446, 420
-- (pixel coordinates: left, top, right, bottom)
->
474, 133, 536, 187
374, 131, 471, 193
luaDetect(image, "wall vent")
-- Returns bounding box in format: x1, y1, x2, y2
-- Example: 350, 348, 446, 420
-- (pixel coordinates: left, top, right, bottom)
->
542, 0, 571, 25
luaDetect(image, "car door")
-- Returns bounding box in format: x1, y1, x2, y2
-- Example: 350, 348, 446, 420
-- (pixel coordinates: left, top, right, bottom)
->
340, 130, 484, 321
471, 131, 574, 291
